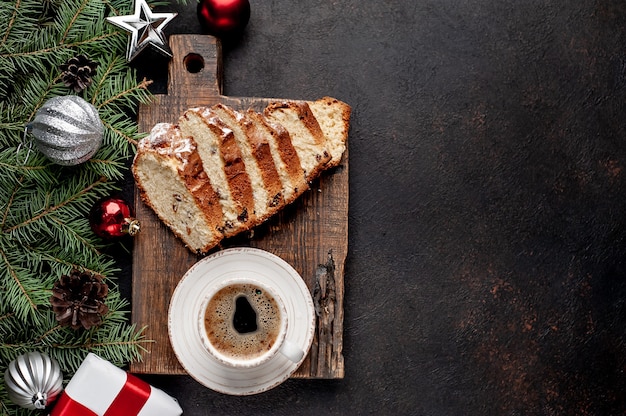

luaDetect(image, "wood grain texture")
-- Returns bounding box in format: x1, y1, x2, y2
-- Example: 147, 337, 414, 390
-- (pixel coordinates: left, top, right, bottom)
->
130, 35, 347, 379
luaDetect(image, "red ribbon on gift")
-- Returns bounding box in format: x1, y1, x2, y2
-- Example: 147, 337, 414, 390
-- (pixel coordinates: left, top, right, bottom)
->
50, 372, 152, 416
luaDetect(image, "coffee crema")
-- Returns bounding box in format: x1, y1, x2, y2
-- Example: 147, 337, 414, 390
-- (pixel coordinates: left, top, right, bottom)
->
204, 283, 282, 360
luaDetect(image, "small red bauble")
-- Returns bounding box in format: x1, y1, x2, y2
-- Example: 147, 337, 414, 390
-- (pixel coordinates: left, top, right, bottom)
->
89, 197, 140, 239
197, 0, 250, 37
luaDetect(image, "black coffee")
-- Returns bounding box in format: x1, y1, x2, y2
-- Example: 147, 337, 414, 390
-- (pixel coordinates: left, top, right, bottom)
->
204, 283, 281, 360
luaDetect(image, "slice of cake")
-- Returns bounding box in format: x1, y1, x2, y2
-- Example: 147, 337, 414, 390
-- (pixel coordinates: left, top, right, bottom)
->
179, 107, 255, 237
243, 109, 308, 206
308, 96, 352, 167
264, 101, 331, 182
132, 123, 223, 252
211, 104, 283, 222
133, 97, 351, 254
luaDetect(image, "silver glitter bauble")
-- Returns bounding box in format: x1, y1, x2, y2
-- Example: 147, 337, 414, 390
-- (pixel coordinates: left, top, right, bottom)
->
4, 351, 63, 410
28, 95, 103, 165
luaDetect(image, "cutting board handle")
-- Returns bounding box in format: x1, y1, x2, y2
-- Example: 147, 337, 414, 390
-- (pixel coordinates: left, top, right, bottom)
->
167, 34, 223, 99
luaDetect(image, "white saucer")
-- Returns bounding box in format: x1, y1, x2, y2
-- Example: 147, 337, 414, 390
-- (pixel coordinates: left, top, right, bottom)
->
168, 247, 316, 395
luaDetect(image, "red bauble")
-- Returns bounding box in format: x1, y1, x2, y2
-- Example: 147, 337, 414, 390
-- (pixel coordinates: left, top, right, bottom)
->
89, 197, 140, 239
197, 0, 250, 37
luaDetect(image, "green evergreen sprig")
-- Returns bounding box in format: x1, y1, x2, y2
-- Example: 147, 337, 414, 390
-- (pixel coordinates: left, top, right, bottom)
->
0, 1, 167, 414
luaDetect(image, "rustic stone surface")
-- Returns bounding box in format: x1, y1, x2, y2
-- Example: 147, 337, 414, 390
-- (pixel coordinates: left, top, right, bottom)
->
125, 1, 626, 413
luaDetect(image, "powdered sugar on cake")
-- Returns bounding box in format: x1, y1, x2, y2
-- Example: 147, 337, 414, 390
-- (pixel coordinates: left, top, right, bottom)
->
132, 98, 351, 254
140, 123, 195, 167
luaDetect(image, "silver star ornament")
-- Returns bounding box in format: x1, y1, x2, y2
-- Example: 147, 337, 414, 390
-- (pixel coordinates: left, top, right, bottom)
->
106, 0, 177, 61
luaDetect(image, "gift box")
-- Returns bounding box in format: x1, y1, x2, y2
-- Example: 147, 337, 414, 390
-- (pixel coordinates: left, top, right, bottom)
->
50, 353, 182, 416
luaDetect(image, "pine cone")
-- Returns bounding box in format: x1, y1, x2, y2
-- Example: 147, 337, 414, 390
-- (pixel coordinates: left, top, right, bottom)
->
50, 269, 109, 330
59, 55, 98, 92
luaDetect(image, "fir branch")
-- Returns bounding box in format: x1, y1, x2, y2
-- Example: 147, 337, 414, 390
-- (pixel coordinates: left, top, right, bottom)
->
0, 177, 23, 230
3, 176, 107, 234
0, 0, 20, 45
81, 324, 150, 367
90, 54, 122, 102
0, 2, 159, 412
38, 318, 149, 372
0, 248, 37, 317
0, 31, 122, 70
0, 121, 25, 134
101, 116, 140, 148
35, 324, 63, 345
48, 217, 103, 256
96, 77, 153, 111
0, 312, 14, 323
82, 333, 148, 353
84, 155, 129, 180
59, 0, 90, 45
0, 153, 53, 185
22, 71, 64, 122
23, 246, 116, 280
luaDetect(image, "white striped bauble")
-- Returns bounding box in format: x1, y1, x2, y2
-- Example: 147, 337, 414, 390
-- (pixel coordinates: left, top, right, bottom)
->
4, 351, 64, 410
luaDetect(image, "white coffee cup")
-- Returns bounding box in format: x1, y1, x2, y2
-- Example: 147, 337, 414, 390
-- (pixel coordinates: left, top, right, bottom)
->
198, 277, 305, 368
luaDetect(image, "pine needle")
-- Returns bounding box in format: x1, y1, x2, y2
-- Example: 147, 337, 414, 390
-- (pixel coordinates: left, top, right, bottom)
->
0, 2, 159, 413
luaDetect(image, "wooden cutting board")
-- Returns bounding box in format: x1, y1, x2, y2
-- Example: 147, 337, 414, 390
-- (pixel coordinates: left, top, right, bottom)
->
130, 35, 347, 379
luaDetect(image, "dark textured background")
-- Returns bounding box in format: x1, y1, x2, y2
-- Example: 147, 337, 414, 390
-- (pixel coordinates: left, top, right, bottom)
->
121, 1, 626, 414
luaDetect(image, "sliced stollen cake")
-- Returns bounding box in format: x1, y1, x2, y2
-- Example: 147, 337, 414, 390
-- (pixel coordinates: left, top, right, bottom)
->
242, 109, 308, 206
132, 97, 351, 254
308, 96, 352, 167
264, 101, 331, 182
179, 107, 256, 237
132, 123, 223, 252
211, 104, 284, 222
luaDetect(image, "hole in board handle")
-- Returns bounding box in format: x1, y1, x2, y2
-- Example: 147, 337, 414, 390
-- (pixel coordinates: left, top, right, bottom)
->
184, 53, 205, 73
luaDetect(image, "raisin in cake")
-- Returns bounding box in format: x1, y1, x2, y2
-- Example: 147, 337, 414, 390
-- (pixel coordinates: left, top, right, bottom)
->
132, 97, 351, 254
